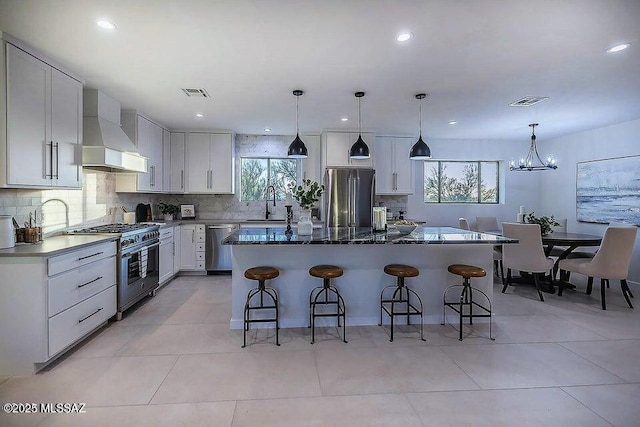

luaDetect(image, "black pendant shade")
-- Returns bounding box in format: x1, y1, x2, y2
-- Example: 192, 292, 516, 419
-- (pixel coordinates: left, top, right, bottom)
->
287, 89, 308, 159
350, 91, 370, 159
410, 93, 431, 160
349, 134, 370, 159
287, 133, 308, 158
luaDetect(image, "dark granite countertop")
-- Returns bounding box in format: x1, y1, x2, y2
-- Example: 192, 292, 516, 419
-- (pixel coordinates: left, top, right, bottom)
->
223, 226, 518, 245
0, 235, 118, 257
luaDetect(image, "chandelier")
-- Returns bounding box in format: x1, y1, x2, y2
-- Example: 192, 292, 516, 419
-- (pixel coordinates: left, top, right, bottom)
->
509, 123, 557, 171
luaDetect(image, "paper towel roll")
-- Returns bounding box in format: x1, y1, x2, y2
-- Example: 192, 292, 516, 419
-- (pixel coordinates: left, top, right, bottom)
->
0, 216, 15, 249
519, 206, 526, 214
123, 212, 136, 224
517, 213, 525, 223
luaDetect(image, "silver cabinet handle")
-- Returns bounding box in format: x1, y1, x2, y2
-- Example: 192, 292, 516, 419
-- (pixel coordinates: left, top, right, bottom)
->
78, 276, 103, 288
54, 142, 59, 179
181, 170, 184, 190
45, 141, 53, 179
78, 307, 103, 323
78, 251, 104, 261
192, 229, 195, 243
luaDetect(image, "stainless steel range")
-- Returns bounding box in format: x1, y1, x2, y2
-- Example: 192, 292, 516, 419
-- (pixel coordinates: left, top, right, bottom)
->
72, 223, 160, 320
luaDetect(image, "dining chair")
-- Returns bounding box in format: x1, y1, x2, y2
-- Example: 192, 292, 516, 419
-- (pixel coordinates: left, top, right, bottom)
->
558, 226, 637, 310
463, 217, 503, 278
501, 222, 554, 301
476, 216, 499, 232
458, 218, 470, 230
548, 218, 568, 273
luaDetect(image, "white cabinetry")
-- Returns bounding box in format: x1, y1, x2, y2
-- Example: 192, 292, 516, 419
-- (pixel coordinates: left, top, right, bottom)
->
162, 128, 171, 192
159, 227, 175, 285
173, 225, 182, 274
322, 132, 375, 169
0, 240, 117, 374
374, 136, 414, 195
115, 111, 165, 193
170, 132, 186, 193
179, 224, 206, 272
185, 132, 235, 194
301, 134, 322, 183
1, 41, 83, 189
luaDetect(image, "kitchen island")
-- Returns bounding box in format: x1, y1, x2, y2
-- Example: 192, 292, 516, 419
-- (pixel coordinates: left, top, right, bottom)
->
224, 226, 516, 329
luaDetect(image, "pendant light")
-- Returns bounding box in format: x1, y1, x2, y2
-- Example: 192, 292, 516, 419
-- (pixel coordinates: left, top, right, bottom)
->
287, 90, 308, 158
409, 93, 432, 160
349, 91, 370, 159
509, 123, 557, 171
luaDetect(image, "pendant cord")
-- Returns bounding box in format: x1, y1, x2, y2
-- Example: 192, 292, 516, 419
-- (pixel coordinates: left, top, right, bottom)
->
358, 97, 362, 135
296, 95, 299, 135
419, 97, 423, 137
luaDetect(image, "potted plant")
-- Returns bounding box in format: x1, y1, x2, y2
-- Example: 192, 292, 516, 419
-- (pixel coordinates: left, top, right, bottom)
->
288, 179, 325, 235
158, 201, 180, 221
526, 212, 560, 235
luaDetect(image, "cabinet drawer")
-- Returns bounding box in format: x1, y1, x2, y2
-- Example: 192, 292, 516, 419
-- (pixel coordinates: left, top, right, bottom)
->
196, 261, 205, 270
196, 243, 205, 251
48, 285, 116, 357
48, 256, 116, 316
48, 241, 117, 276
160, 228, 174, 239
195, 233, 205, 243
195, 224, 205, 233
196, 252, 205, 261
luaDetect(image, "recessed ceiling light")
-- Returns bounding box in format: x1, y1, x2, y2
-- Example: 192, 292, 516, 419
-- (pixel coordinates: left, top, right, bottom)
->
396, 32, 412, 42
606, 43, 630, 53
264, 128, 272, 132
448, 120, 458, 125
96, 19, 116, 30
340, 117, 349, 122
195, 113, 204, 118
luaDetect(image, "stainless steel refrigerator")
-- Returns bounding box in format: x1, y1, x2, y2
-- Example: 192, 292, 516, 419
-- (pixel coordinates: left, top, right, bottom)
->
324, 168, 375, 227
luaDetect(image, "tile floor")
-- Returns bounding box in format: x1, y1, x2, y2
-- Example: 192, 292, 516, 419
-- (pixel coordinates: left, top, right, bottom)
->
1, 275, 639, 426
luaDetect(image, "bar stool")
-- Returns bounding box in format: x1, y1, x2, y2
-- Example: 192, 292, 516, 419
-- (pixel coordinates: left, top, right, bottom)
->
442, 264, 494, 341
243, 266, 280, 348
380, 264, 425, 342
308, 265, 347, 344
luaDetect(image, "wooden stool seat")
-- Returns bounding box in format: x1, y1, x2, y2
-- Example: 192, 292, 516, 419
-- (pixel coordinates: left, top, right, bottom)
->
245, 266, 279, 281
447, 264, 486, 279
384, 264, 419, 278
309, 265, 344, 279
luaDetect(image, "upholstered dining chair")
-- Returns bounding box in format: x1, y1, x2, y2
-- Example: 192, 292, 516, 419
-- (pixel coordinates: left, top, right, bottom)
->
548, 218, 568, 258
558, 226, 637, 310
501, 222, 554, 301
459, 218, 470, 230
476, 216, 499, 232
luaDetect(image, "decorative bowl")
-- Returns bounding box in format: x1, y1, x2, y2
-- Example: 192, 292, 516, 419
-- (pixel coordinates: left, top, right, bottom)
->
395, 224, 417, 234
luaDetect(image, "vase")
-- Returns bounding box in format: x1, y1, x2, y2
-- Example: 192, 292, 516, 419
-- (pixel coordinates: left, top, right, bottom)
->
297, 210, 313, 235
163, 214, 174, 221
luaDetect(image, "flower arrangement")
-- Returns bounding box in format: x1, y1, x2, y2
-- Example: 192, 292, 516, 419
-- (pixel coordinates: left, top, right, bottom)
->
526, 212, 560, 235
288, 179, 324, 211
158, 201, 180, 219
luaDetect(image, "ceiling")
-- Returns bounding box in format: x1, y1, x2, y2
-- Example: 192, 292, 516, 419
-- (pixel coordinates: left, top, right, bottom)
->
1, 0, 639, 141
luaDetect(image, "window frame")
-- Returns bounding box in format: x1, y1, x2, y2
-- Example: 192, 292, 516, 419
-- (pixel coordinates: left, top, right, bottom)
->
424, 160, 500, 204
239, 156, 300, 202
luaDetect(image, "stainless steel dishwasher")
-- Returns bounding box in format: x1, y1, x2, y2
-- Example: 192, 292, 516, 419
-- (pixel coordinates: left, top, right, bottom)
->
206, 224, 237, 272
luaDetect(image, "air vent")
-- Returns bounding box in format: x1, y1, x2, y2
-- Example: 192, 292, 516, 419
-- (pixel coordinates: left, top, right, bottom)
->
509, 96, 549, 107
181, 88, 211, 98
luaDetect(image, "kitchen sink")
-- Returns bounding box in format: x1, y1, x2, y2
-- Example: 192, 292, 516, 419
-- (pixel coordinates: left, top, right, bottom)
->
244, 219, 286, 222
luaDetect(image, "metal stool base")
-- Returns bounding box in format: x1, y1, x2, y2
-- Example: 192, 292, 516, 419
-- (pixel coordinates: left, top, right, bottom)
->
442, 277, 494, 341
243, 279, 280, 347
309, 278, 347, 344
379, 276, 425, 342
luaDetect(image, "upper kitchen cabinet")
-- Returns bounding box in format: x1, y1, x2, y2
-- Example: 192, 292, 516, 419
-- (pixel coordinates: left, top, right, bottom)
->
322, 131, 375, 169
374, 136, 414, 195
300, 134, 321, 183
115, 111, 165, 193
185, 132, 234, 194
1, 38, 83, 189
162, 128, 171, 192
169, 132, 185, 193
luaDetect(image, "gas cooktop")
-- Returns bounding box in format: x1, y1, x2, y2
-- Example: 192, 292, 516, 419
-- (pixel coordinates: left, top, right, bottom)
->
73, 224, 154, 234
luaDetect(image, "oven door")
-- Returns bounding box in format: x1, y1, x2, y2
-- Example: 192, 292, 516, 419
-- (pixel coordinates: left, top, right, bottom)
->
119, 241, 160, 311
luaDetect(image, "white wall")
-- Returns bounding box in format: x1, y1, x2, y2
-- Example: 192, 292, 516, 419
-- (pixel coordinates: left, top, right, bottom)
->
540, 118, 640, 283
407, 138, 542, 229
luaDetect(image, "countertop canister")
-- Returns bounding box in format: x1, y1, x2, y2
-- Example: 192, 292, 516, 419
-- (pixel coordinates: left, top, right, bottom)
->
0, 216, 16, 249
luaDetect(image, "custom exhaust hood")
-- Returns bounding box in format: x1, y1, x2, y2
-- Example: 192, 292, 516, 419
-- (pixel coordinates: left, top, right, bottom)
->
82, 89, 148, 173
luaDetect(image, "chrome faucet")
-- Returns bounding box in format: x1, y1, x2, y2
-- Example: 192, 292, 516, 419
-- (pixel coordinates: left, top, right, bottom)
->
265, 185, 276, 219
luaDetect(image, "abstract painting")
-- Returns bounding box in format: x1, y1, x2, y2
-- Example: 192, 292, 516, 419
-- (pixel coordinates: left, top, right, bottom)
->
577, 155, 640, 225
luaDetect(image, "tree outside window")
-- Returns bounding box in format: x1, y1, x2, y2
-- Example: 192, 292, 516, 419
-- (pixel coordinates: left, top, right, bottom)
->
423, 160, 498, 203
241, 158, 297, 201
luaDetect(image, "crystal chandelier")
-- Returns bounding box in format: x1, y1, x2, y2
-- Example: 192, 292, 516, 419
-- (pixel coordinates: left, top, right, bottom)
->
509, 123, 557, 171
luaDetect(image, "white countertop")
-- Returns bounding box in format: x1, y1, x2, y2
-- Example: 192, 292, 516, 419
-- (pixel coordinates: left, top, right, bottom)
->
0, 235, 118, 257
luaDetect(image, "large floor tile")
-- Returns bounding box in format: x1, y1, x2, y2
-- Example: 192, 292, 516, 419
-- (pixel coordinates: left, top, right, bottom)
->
151, 351, 322, 403
71, 324, 152, 358
562, 383, 640, 427
493, 314, 606, 343
37, 402, 236, 427
554, 310, 640, 340
560, 339, 640, 382
232, 394, 423, 427
440, 342, 624, 389
116, 324, 242, 355
407, 388, 611, 427
314, 346, 479, 395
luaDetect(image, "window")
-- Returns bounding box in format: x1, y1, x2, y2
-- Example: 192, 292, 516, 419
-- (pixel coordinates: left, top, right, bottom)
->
423, 160, 499, 203
240, 158, 297, 201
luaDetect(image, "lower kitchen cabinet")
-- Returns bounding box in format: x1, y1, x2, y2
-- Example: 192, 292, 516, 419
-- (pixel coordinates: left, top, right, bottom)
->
179, 224, 206, 272
159, 226, 175, 285
0, 240, 117, 374
173, 225, 181, 274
